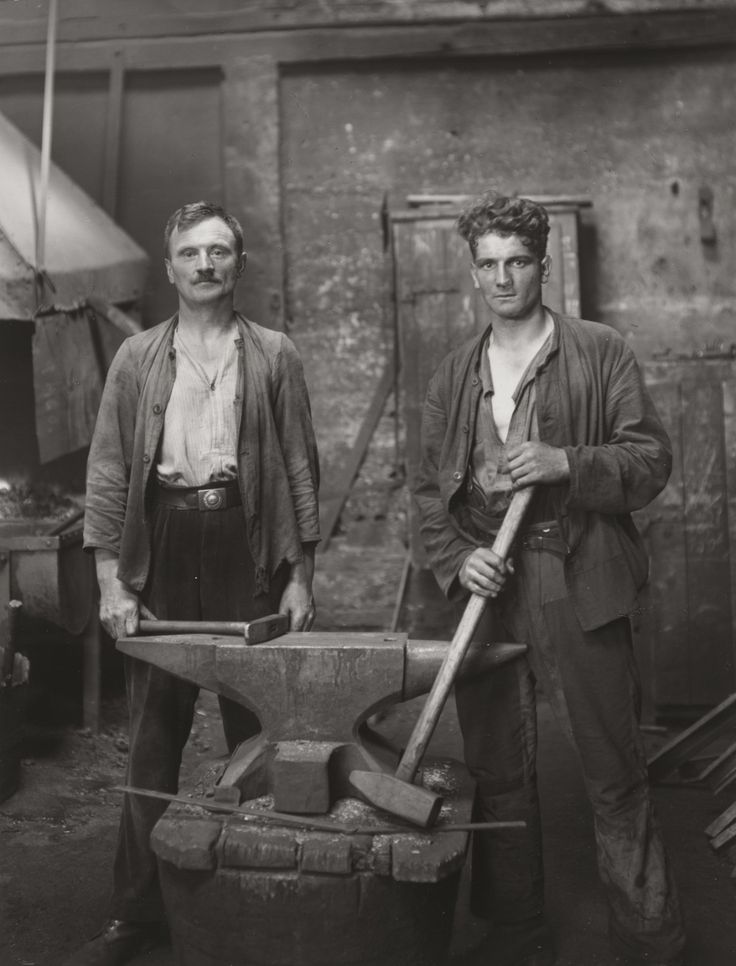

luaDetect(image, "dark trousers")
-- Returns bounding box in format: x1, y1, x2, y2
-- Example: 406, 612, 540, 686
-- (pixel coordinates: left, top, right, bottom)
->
110, 503, 286, 922
455, 537, 685, 962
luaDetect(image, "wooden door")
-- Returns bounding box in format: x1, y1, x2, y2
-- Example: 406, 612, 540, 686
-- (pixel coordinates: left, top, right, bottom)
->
393, 201, 583, 567
635, 359, 736, 715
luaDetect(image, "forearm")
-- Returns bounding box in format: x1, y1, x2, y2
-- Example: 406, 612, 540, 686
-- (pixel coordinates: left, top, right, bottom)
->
94, 549, 140, 638
289, 542, 316, 591
415, 494, 479, 601
279, 543, 317, 631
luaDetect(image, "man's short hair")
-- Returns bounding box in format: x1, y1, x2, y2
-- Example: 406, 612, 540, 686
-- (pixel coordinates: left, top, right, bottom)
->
457, 194, 550, 261
164, 201, 245, 259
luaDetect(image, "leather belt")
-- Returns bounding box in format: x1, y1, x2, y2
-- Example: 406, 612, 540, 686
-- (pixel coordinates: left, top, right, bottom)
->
518, 523, 567, 556
154, 481, 241, 512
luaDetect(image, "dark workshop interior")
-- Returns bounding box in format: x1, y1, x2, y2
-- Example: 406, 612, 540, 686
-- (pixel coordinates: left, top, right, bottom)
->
2, 2, 736, 965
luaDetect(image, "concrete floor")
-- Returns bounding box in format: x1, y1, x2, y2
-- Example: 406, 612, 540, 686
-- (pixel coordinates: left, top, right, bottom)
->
2, 522, 736, 965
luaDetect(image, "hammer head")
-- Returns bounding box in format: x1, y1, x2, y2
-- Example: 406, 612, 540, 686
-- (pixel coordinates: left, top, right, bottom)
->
244, 613, 289, 644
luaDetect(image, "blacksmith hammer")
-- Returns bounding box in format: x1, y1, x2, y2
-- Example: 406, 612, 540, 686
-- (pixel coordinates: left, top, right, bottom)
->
138, 613, 289, 645
350, 486, 535, 827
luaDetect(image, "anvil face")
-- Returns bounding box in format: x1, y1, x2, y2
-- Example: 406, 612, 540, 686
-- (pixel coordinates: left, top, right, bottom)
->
118, 631, 407, 743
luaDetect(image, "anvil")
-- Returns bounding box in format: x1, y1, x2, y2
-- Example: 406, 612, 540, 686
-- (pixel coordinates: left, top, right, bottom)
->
118, 631, 525, 815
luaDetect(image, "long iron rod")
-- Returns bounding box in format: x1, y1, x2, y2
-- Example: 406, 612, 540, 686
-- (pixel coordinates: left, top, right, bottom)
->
114, 785, 525, 836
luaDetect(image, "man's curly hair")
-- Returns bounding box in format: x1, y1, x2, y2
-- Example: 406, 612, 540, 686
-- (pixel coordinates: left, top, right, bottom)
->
457, 194, 550, 261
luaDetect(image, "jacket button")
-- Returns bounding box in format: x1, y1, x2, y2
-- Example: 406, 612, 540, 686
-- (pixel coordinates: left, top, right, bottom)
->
471, 376, 479, 386
453, 471, 462, 481
153, 404, 162, 415
461, 425, 469, 434
142, 453, 150, 463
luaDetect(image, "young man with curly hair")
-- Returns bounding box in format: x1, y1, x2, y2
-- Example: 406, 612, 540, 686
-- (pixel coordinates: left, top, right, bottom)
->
414, 195, 685, 966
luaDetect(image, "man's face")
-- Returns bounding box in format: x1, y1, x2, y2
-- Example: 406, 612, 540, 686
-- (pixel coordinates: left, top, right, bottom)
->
165, 217, 245, 306
470, 232, 549, 322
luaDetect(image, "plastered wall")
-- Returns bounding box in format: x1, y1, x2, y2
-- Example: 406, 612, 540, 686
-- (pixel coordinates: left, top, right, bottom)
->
281, 46, 736, 482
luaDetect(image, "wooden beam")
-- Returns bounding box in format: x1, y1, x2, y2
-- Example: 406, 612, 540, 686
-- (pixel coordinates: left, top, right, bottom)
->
1, 11, 736, 75
697, 736, 736, 791
706, 797, 736, 839
1, 4, 736, 48
318, 364, 395, 550
647, 693, 736, 783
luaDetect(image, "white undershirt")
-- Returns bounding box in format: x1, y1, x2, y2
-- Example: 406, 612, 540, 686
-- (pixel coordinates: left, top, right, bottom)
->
156, 330, 239, 487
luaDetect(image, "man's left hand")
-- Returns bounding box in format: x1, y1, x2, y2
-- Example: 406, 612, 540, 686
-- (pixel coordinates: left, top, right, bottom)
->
506, 441, 570, 487
279, 577, 316, 631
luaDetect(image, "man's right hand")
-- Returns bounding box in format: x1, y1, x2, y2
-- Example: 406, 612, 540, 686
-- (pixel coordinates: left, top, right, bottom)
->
459, 546, 514, 599
95, 550, 140, 639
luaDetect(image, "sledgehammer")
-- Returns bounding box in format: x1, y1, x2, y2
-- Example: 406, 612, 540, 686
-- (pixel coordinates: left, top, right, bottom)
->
349, 486, 535, 828
137, 613, 289, 645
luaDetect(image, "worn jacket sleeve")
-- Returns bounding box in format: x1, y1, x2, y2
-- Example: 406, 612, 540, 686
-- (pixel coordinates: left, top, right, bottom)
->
271, 335, 321, 545
413, 371, 478, 600
564, 339, 672, 514
83, 341, 138, 556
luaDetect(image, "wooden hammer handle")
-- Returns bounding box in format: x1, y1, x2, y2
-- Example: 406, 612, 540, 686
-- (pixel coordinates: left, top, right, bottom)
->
137, 613, 289, 644
395, 486, 535, 784
139, 620, 248, 635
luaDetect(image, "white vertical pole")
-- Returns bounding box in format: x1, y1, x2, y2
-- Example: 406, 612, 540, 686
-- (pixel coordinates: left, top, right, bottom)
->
36, 0, 59, 275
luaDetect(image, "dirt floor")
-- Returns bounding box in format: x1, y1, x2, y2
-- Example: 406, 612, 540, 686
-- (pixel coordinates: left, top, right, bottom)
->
2, 483, 736, 965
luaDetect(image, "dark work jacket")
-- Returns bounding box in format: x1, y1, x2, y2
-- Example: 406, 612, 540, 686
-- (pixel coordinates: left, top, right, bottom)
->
413, 310, 672, 631
83, 314, 321, 596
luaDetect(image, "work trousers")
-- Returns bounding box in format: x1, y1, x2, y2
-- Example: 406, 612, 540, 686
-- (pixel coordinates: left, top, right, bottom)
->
454, 527, 685, 962
110, 501, 286, 922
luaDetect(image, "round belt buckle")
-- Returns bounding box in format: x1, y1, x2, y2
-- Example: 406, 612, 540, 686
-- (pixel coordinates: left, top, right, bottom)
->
202, 488, 224, 510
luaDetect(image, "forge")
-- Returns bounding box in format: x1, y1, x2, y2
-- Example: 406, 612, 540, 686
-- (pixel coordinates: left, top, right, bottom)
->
0, 108, 149, 733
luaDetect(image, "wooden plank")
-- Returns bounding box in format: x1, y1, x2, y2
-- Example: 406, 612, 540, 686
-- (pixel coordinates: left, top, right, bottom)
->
704, 797, 736, 839
2, 9, 736, 58
698, 737, 736, 791
318, 364, 394, 549
714, 768, 736, 797
710, 821, 736, 852
557, 210, 581, 318
647, 693, 736, 784
394, 217, 459, 568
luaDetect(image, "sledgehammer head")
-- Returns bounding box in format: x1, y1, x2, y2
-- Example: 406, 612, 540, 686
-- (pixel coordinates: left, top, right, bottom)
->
348, 769, 443, 828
